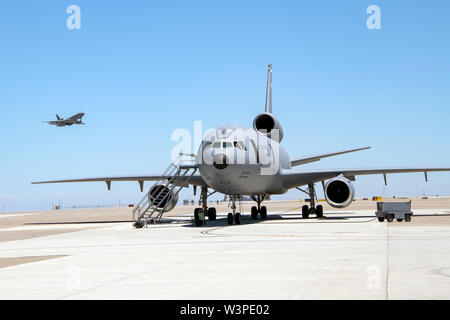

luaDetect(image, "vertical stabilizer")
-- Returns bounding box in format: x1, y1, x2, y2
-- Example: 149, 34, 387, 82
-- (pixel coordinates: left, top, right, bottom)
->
265, 63, 272, 114
56, 115, 62, 120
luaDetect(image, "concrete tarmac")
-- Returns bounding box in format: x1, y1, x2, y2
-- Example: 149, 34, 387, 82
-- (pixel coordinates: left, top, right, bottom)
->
0, 199, 449, 299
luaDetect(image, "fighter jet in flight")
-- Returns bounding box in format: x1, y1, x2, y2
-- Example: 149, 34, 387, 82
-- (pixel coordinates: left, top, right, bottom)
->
44, 113, 85, 127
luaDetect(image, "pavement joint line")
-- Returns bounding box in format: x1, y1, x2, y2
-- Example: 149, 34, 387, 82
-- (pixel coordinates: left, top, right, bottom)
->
385, 224, 391, 300
56, 242, 245, 300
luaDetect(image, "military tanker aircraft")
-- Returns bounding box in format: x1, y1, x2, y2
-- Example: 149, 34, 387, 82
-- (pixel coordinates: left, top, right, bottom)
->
33, 65, 450, 227
43, 113, 85, 127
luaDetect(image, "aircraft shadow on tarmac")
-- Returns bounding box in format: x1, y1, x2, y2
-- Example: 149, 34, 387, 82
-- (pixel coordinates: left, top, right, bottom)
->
181, 212, 450, 228
181, 212, 373, 228
23, 213, 450, 228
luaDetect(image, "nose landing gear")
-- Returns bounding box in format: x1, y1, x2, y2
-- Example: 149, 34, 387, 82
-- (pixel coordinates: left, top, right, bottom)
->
193, 187, 217, 226
227, 195, 242, 225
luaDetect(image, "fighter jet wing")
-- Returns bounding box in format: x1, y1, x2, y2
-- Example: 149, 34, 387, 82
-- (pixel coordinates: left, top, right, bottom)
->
31, 174, 208, 191
282, 167, 450, 189
290, 147, 371, 167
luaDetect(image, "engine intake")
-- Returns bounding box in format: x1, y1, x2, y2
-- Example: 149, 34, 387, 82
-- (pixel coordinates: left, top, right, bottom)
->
148, 184, 178, 212
324, 176, 355, 208
253, 112, 284, 142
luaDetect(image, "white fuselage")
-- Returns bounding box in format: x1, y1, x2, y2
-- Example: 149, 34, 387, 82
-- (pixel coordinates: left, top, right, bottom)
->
196, 125, 291, 196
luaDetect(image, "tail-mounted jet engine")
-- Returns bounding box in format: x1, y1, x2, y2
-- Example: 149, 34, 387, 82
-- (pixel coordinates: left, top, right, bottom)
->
253, 112, 284, 142
324, 176, 355, 208
148, 184, 178, 212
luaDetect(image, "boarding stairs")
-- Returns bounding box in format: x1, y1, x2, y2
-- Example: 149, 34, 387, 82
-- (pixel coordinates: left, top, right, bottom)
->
132, 156, 198, 228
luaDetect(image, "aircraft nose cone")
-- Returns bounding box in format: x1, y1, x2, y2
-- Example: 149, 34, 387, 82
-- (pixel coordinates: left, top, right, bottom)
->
213, 154, 229, 170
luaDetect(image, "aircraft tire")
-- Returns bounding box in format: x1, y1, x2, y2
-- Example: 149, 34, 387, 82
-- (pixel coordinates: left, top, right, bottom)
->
378, 217, 385, 222
405, 214, 411, 222
316, 205, 324, 218
195, 219, 203, 227
208, 207, 217, 221
194, 208, 200, 223
227, 213, 234, 225
387, 215, 394, 222
302, 205, 309, 219
251, 206, 258, 219
260, 206, 267, 219
235, 212, 241, 225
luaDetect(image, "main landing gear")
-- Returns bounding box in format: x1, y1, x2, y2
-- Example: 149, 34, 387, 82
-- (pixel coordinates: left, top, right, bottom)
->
251, 195, 267, 220
193, 187, 217, 226
227, 195, 242, 225
298, 183, 324, 219
194, 207, 216, 226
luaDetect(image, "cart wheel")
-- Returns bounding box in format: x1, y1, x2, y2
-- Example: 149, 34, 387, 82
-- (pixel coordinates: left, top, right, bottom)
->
378, 217, 385, 222
134, 221, 144, 229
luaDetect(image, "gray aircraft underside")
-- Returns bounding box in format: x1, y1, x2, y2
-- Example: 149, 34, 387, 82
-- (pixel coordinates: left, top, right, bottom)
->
32, 65, 450, 211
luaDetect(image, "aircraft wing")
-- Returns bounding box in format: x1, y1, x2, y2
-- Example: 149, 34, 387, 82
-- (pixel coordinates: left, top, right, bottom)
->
282, 167, 450, 189
43, 121, 61, 125
291, 147, 371, 167
31, 174, 208, 191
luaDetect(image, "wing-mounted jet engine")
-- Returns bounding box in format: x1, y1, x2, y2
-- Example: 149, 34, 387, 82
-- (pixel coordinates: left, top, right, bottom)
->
324, 176, 355, 208
148, 184, 178, 212
253, 112, 284, 142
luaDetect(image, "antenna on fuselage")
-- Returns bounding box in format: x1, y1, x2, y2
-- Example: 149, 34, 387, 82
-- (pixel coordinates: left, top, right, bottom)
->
265, 63, 272, 114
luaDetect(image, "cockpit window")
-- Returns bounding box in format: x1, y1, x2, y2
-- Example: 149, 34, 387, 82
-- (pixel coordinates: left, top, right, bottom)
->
211, 140, 246, 150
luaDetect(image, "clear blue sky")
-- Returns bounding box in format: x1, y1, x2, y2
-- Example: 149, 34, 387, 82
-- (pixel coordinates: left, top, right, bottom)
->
1, 1, 449, 212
